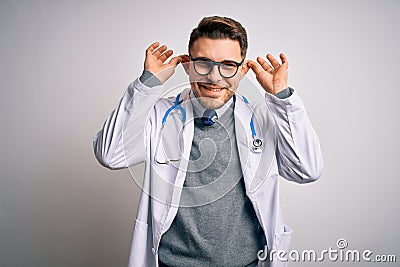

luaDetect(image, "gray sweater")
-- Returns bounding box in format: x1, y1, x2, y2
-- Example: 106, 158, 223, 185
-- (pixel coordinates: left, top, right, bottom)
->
158, 100, 266, 267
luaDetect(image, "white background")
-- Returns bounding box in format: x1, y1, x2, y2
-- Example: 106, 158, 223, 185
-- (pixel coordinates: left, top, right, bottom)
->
0, 0, 399, 266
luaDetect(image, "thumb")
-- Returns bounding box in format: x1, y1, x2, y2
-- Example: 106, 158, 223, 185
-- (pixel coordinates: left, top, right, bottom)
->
240, 60, 251, 76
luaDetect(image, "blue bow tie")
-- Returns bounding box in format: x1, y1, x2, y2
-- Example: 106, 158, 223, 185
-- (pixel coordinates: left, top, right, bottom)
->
201, 109, 217, 126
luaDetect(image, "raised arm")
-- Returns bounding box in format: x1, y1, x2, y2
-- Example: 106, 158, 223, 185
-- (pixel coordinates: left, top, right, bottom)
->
93, 42, 182, 169
247, 53, 324, 183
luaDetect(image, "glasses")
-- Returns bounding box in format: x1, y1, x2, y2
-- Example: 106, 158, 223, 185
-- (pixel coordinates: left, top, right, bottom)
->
189, 55, 244, 78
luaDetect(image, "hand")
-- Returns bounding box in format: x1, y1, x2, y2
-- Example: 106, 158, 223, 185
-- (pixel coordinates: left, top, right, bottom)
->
246, 53, 289, 95
144, 42, 182, 83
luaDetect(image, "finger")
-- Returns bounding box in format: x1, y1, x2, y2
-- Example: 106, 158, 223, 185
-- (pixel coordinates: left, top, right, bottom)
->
247, 60, 265, 76
153, 45, 167, 57
159, 50, 173, 62
167, 55, 182, 67
279, 53, 289, 67
180, 54, 190, 74
257, 56, 274, 72
180, 54, 190, 64
266, 54, 280, 69
146, 42, 160, 55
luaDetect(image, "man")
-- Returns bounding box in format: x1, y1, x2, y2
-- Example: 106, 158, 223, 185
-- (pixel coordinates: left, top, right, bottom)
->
93, 16, 323, 267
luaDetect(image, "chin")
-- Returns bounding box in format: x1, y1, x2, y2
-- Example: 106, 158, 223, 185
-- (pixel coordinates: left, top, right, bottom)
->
197, 97, 226, 109
192, 84, 235, 109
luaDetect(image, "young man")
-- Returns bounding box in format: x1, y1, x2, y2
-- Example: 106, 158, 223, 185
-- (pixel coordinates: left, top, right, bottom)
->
93, 16, 323, 267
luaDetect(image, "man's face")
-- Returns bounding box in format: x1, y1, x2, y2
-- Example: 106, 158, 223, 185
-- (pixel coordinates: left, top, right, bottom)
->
188, 37, 245, 109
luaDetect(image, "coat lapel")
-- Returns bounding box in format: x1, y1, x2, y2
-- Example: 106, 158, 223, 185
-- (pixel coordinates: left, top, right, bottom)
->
161, 89, 194, 235
234, 94, 256, 193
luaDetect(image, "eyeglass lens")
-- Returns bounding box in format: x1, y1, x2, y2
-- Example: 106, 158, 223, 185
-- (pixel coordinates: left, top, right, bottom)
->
194, 60, 238, 78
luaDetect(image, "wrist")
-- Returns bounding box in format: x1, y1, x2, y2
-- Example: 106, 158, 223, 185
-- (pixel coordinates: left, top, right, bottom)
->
271, 81, 288, 94
140, 70, 163, 88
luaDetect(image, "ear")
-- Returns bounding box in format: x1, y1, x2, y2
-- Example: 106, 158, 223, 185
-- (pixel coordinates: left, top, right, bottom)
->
181, 54, 190, 75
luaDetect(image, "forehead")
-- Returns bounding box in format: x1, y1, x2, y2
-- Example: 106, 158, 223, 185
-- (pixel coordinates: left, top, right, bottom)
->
190, 37, 242, 61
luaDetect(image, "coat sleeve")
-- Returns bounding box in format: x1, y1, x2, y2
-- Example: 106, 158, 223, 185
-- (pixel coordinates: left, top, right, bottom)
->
93, 78, 163, 169
265, 89, 324, 183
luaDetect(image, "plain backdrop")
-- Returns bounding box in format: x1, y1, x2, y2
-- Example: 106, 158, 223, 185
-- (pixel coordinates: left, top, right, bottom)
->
0, 0, 399, 266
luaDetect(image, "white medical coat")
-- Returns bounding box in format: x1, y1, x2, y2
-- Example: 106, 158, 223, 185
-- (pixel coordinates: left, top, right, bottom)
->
93, 78, 324, 267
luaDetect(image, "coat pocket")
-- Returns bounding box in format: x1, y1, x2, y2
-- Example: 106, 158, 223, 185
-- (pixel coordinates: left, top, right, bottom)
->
270, 225, 292, 267
128, 219, 154, 267
273, 225, 292, 251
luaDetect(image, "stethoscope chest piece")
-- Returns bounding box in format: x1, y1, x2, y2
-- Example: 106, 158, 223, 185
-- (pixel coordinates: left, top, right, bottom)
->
251, 138, 263, 153
241, 95, 263, 154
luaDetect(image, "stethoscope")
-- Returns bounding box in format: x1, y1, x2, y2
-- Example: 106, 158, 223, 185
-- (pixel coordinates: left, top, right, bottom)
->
155, 93, 263, 165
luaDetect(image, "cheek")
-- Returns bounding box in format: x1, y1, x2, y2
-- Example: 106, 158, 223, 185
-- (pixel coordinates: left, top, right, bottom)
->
223, 89, 235, 100
225, 77, 240, 91
188, 65, 204, 82
189, 73, 204, 84
190, 83, 200, 96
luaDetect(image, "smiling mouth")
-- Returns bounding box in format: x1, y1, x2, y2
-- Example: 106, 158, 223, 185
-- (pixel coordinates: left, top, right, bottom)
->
198, 83, 225, 92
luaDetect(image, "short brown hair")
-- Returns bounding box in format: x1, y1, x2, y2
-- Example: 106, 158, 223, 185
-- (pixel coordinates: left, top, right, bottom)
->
189, 16, 248, 58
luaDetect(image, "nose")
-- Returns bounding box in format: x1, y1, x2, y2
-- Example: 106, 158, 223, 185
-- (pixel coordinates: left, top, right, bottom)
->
207, 64, 223, 83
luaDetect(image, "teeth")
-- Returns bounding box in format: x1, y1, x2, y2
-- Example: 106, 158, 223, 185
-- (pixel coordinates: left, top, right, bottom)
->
201, 84, 222, 91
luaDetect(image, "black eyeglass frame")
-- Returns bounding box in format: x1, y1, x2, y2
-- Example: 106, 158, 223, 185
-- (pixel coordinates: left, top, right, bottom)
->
189, 55, 244, 78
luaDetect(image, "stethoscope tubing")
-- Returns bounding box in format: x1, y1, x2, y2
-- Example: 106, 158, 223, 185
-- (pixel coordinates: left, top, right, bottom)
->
159, 92, 263, 158
162, 93, 186, 125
